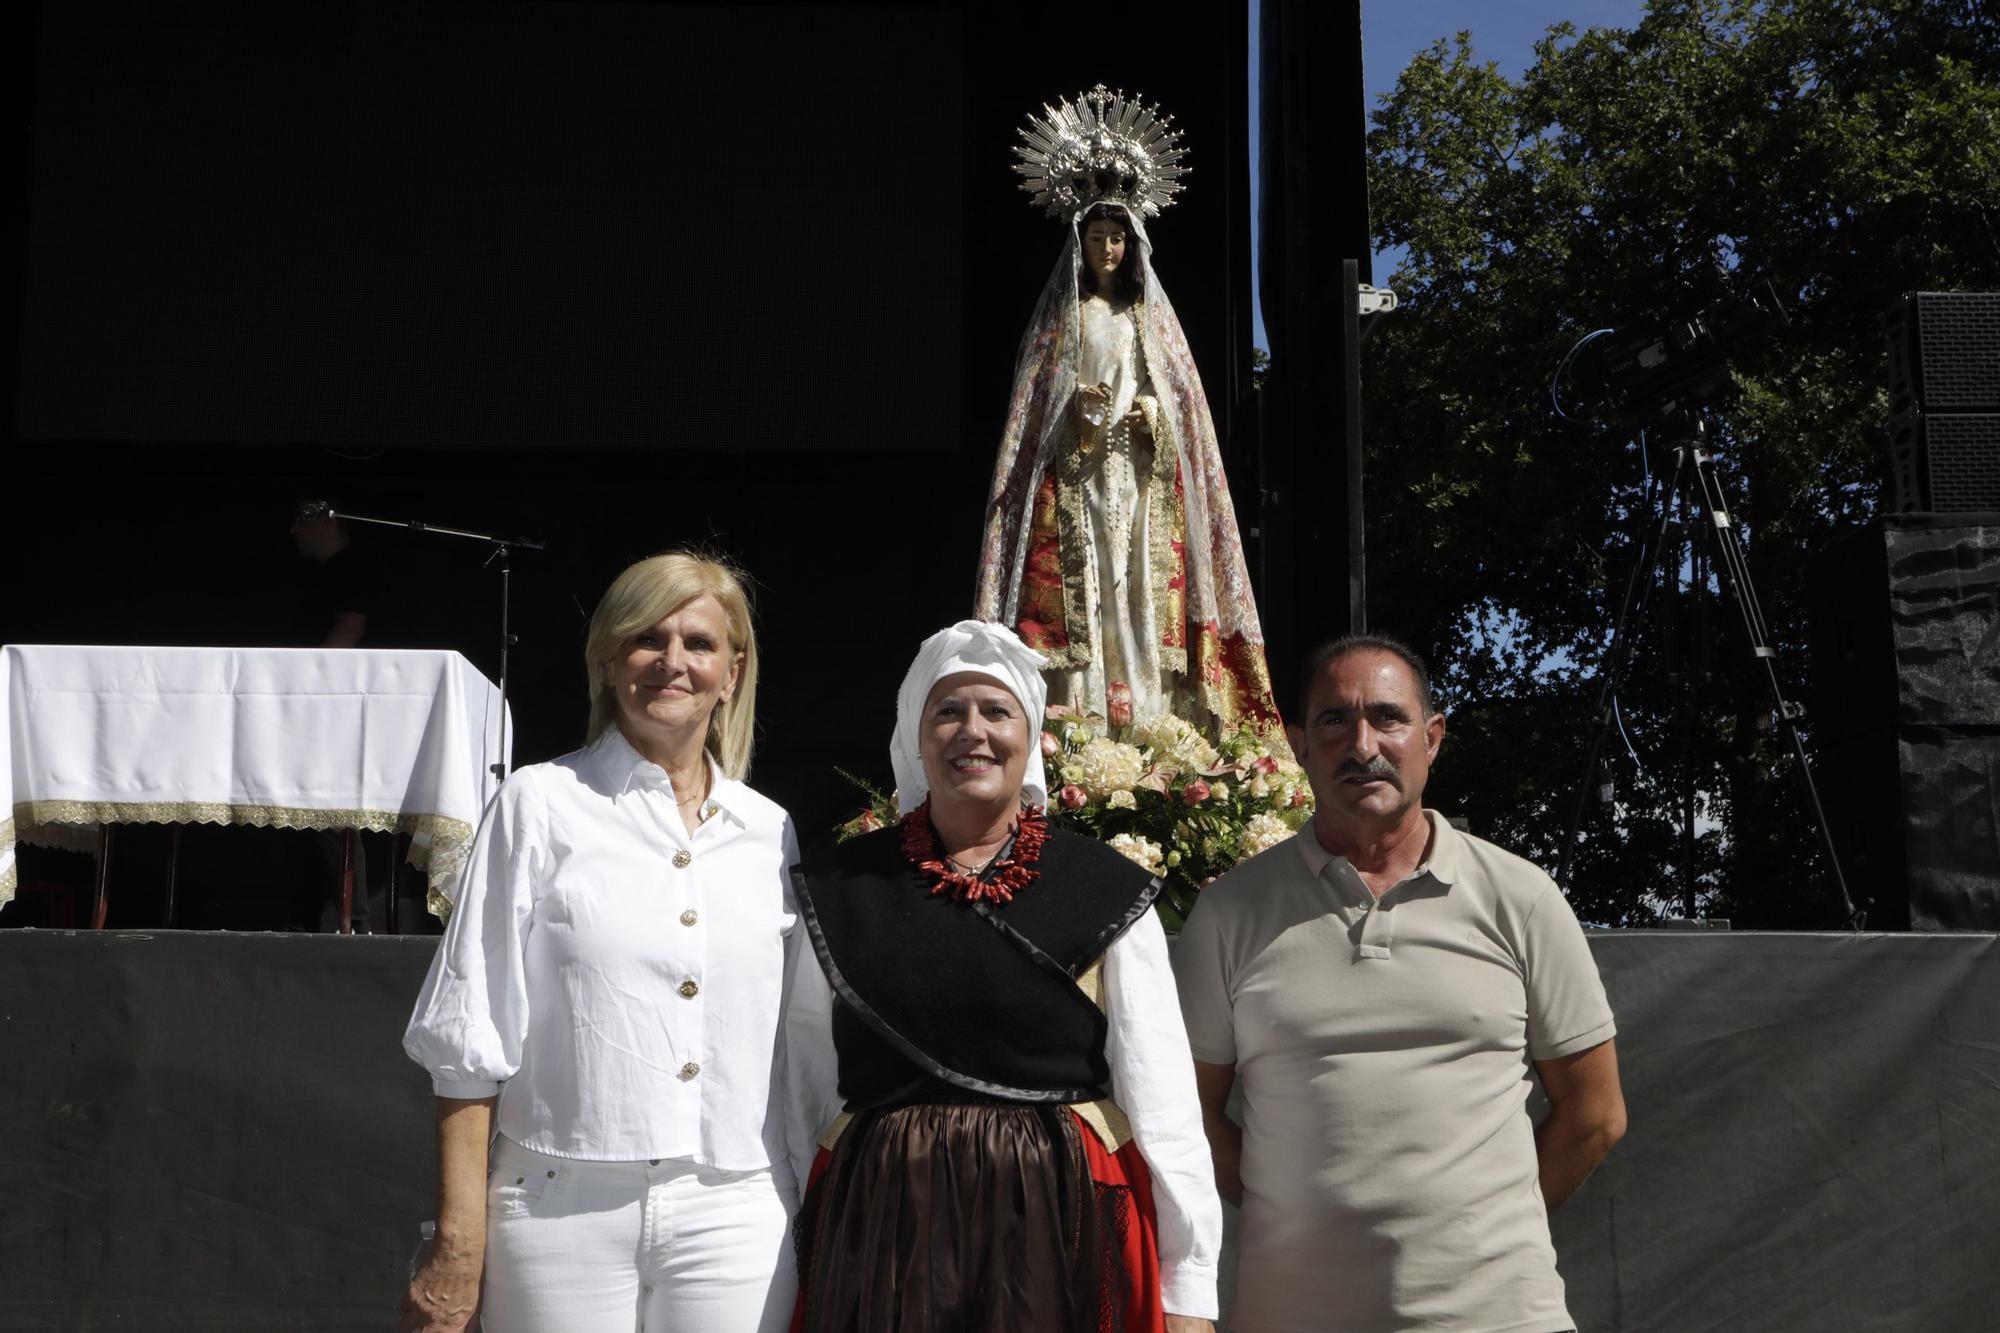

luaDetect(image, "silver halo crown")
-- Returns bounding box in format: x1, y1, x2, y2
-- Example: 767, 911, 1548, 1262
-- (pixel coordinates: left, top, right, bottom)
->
1013, 84, 1188, 220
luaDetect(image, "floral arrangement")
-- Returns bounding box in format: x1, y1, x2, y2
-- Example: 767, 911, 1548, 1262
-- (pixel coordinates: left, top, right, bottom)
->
837, 690, 1313, 930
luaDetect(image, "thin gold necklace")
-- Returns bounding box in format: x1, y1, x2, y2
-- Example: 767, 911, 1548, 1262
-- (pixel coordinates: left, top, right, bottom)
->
675, 765, 711, 827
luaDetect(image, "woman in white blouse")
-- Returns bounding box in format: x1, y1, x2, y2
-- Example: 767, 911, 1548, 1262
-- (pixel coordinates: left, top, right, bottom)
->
402, 552, 806, 1333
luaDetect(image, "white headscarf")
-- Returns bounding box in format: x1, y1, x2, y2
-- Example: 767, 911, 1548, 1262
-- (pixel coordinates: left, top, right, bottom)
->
891, 619, 1050, 813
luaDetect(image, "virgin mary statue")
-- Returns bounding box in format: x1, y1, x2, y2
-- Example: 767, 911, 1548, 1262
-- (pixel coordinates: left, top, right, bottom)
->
973, 86, 1285, 744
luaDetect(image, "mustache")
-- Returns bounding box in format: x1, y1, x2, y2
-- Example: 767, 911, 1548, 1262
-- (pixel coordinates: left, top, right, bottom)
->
1335, 757, 1398, 781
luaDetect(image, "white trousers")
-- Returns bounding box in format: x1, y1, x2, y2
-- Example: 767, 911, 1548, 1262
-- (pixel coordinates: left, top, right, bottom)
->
481, 1136, 796, 1333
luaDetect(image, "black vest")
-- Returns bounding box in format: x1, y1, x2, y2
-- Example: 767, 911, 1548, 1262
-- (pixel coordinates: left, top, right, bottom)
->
796, 825, 1161, 1109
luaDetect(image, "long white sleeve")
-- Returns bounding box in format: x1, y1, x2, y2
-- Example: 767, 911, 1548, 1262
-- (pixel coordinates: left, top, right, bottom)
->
403, 776, 537, 1099
1104, 910, 1223, 1320
779, 880, 843, 1204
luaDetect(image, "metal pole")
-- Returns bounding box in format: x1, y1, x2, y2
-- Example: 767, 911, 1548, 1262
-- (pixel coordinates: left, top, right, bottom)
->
338, 830, 356, 935
1690, 450, 1862, 927
91, 824, 112, 929
1343, 257, 1366, 633
1557, 446, 1689, 888
494, 545, 513, 783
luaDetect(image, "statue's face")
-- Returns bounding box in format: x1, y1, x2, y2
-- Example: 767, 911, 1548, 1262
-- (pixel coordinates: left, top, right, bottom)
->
1083, 218, 1128, 287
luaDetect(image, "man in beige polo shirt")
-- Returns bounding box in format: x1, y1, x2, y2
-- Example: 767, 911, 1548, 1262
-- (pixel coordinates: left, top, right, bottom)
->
1175, 635, 1626, 1332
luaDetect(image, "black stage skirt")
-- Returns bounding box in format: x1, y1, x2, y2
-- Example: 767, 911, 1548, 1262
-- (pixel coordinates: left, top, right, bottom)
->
793, 1101, 1137, 1333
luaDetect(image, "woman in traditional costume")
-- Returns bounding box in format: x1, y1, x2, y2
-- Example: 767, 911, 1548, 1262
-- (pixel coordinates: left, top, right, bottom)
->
974, 85, 1285, 745
783, 620, 1220, 1333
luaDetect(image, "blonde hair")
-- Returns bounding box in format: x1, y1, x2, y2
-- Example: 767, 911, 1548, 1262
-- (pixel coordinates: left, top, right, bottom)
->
583, 551, 760, 780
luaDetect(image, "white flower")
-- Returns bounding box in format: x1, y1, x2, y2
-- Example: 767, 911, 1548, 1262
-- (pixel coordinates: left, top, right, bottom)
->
1238, 812, 1293, 859
1107, 789, 1137, 810
1106, 832, 1166, 875
1209, 780, 1231, 802
1073, 737, 1147, 799
1131, 711, 1220, 774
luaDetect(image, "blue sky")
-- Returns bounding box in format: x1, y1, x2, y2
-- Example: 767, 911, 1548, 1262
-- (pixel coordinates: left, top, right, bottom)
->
1250, 0, 1651, 347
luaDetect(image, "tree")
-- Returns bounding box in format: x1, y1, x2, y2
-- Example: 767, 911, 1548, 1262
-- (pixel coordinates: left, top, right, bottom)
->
1361, 0, 2000, 925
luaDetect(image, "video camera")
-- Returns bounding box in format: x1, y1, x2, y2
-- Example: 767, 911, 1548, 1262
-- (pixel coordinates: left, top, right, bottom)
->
1568, 280, 1790, 425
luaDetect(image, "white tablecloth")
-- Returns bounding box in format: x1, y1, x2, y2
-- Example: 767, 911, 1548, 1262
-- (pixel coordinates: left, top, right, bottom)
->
1, 646, 509, 914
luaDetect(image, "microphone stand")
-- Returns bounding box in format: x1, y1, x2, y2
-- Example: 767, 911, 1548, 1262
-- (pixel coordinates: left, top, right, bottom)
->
324, 507, 545, 783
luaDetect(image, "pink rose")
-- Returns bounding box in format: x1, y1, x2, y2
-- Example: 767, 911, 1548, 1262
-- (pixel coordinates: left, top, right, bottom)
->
1182, 779, 1211, 806
1040, 730, 1060, 758
1059, 783, 1090, 809
1105, 681, 1135, 729
1252, 755, 1280, 775
1289, 788, 1310, 807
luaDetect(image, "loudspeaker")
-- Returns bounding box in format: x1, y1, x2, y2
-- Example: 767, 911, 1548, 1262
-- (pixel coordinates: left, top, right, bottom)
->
1882, 292, 2000, 512
1810, 515, 2000, 928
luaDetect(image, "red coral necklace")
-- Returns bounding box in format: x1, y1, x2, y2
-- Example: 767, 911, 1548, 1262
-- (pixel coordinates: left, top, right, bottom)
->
899, 799, 1049, 905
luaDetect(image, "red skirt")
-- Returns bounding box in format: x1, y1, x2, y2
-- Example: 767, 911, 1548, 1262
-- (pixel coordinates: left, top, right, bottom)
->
791, 1104, 1164, 1333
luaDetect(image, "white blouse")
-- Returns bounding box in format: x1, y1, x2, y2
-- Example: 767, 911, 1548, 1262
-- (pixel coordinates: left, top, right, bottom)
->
404, 729, 804, 1176
781, 896, 1222, 1320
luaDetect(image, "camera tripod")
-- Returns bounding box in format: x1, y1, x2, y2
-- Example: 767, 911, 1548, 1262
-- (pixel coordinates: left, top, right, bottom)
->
1555, 407, 1862, 928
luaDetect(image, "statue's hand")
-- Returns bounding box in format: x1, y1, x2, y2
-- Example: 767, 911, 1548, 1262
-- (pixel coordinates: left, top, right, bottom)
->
1122, 407, 1150, 434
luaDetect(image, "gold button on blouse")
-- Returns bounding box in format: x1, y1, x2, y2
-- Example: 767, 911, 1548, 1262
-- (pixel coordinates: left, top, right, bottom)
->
678, 979, 700, 999
679, 1061, 701, 1080
680, 909, 699, 927
673, 849, 692, 869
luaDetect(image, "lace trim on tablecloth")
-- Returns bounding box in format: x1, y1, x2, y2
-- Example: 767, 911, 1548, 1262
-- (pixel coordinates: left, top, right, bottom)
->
5, 801, 473, 915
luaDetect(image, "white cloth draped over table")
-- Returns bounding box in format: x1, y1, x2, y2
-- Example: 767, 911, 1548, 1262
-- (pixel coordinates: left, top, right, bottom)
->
0, 645, 507, 910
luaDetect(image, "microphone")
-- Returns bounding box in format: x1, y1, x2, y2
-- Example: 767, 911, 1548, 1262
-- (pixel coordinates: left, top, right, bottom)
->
295, 499, 335, 522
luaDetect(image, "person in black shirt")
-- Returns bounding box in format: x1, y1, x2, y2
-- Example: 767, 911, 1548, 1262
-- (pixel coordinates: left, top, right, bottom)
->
291, 501, 372, 647
287, 499, 377, 929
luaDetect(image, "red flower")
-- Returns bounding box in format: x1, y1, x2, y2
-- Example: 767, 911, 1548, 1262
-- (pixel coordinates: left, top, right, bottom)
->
1182, 779, 1211, 806
1106, 681, 1135, 729
1059, 783, 1090, 809
1040, 730, 1060, 758
1252, 755, 1280, 775
856, 809, 883, 833
1289, 788, 1309, 807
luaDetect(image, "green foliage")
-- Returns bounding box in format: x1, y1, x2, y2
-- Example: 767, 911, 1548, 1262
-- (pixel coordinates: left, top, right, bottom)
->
1361, 0, 2000, 925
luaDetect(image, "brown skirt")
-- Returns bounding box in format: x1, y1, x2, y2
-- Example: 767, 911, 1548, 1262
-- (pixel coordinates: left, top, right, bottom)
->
793, 1102, 1137, 1333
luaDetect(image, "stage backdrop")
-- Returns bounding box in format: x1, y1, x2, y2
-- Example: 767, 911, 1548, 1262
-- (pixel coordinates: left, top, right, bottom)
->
0, 929, 1993, 1329
18, 1, 969, 453
4, 0, 1257, 856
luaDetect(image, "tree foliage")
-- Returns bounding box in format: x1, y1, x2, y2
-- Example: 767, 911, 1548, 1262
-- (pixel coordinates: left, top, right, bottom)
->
1361, 0, 2000, 925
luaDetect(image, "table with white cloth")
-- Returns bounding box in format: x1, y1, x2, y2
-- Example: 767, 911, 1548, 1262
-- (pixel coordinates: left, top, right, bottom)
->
0, 646, 509, 921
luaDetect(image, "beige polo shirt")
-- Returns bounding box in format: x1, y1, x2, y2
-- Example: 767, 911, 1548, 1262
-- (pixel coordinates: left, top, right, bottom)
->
1175, 812, 1615, 1333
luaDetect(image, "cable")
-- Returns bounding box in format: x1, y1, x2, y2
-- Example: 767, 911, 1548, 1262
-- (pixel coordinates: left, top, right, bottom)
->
1612, 696, 1644, 774
1550, 328, 1615, 421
